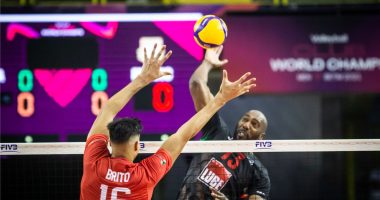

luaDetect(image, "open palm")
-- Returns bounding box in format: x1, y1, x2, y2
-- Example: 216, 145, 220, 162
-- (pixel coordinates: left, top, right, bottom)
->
217, 70, 256, 103
139, 43, 172, 84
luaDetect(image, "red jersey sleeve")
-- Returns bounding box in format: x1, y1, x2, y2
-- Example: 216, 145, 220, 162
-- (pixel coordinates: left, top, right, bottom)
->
140, 148, 173, 184
83, 134, 110, 164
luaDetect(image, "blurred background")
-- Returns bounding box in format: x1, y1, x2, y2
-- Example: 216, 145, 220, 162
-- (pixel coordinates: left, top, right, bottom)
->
1, 0, 380, 199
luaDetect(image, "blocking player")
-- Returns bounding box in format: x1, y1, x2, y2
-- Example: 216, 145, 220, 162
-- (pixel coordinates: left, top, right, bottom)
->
177, 46, 270, 200
80, 44, 256, 200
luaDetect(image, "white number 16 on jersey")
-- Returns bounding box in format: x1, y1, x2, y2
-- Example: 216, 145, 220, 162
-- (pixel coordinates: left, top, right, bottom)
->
100, 184, 131, 200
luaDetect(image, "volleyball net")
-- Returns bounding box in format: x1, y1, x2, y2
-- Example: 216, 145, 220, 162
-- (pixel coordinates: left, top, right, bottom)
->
1, 139, 380, 200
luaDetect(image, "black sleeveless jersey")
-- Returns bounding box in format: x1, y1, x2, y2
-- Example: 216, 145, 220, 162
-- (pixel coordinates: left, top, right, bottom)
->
177, 113, 270, 200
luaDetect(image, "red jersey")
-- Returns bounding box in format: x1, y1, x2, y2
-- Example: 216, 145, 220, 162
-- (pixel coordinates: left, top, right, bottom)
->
80, 134, 173, 200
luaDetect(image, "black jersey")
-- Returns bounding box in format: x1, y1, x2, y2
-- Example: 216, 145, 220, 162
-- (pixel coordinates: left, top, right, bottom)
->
177, 113, 270, 200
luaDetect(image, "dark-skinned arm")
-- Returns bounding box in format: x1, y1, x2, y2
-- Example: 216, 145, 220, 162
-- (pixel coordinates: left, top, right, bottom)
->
189, 46, 229, 112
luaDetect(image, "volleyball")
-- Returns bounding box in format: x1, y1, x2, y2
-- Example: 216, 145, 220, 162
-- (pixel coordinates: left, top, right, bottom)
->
193, 15, 228, 49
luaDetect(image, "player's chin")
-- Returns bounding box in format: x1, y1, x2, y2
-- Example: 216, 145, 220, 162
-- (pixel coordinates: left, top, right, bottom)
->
236, 134, 248, 140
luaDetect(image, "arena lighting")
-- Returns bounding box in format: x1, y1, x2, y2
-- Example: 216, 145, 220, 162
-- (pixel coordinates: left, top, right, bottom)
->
0, 68, 6, 84
160, 134, 169, 141
0, 13, 203, 23
24, 135, 33, 143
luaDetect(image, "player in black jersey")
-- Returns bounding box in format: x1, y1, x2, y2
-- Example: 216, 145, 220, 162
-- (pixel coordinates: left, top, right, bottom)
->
177, 46, 270, 200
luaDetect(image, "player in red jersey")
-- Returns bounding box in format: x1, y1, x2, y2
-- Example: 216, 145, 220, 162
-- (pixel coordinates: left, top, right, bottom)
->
80, 44, 256, 200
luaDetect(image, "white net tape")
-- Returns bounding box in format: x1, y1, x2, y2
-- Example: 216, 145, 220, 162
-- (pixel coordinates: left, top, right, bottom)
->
1, 139, 380, 155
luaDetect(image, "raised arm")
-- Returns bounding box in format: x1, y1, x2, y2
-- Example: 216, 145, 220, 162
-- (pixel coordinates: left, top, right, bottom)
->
189, 46, 228, 112
162, 70, 255, 161
87, 44, 172, 139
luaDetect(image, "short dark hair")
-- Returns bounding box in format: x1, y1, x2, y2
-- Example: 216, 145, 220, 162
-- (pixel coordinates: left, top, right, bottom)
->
107, 118, 142, 144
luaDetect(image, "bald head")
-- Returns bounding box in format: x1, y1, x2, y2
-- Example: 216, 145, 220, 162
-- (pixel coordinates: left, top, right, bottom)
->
234, 110, 268, 140
247, 110, 268, 134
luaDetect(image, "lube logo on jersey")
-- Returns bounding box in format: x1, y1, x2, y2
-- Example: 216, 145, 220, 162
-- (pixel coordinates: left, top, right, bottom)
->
1, 144, 18, 152
197, 158, 232, 191
255, 141, 272, 149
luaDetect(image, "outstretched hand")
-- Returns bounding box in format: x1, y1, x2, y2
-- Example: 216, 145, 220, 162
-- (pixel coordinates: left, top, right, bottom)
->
215, 70, 256, 104
139, 43, 172, 84
204, 45, 228, 67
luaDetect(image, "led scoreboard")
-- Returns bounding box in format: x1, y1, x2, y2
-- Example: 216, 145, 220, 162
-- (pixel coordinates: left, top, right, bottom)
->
1, 13, 204, 141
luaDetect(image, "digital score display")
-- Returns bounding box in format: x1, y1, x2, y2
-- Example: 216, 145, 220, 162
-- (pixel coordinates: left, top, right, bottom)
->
1, 13, 204, 141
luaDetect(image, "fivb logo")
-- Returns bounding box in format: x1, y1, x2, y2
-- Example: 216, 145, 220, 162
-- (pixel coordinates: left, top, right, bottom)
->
255, 141, 272, 149
1, 144, 18, 152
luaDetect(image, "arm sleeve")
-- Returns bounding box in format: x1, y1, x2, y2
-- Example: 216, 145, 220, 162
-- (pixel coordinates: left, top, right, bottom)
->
247, 163, 271, 199
200, 112, 230, 141
141, 148, 173, 184
83, 134, 110, 165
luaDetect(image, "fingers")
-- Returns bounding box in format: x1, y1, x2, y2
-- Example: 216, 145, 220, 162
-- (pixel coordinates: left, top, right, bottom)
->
144, 47, 148, 63
210, 188, 226, 200
242, 83, 256, 93
210, 187, 222, 195
232, 71, 256, 94
217, 70, 256, 102
150, 43, 157, 59
240, 77, 256, 92
240, 81, 256, 93
222, 70, 255, 87
235, 72, 251, 84
155, 45, 166, 60
160, 71, 172, 77
145, 44, 172, 64
211, 193, 224, 199
219, 59, 229, 66
216, 45, 223, 55
242, 77, 256, 86
140, 44, 172, 82
160, 50, 172, 64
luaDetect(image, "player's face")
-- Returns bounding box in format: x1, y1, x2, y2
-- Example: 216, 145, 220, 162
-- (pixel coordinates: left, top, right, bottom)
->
235, 110, 266, 140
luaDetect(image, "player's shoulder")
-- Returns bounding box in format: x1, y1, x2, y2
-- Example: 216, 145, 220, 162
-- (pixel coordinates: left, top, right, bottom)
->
140, 149, 171, 167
